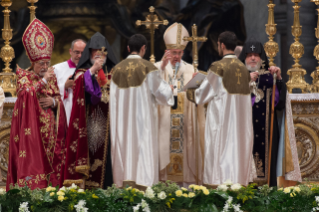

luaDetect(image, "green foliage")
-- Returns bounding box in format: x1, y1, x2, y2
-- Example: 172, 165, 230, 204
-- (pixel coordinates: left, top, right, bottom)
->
1, 182, 319, 211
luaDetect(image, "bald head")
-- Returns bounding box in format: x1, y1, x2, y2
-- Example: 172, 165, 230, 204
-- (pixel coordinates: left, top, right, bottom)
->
69, 39, 86, 65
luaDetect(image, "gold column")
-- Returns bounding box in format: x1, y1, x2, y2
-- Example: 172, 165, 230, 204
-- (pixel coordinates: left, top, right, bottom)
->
264, 0, 279, 67
0, 0, 16, 97
310, 0, 319, 92
286, 0, 309, 93
27, 0, 38, 22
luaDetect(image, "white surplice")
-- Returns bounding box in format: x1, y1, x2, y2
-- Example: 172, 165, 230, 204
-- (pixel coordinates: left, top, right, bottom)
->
154, 60, 205, 185
53, 60, 76, 126
195, 55, 254, 186
110, 55, 174, 188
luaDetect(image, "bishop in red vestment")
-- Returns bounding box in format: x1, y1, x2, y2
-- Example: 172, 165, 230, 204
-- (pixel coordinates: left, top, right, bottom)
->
6, 19, 67, 190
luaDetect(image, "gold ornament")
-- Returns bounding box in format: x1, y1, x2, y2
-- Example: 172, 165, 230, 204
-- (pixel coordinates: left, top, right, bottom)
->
264, 0, 279, 67
183, 24, 207, 72
27, 0, 38, 22
0, 0, 16, 96
310, 0, 319, 93
286, 0, 309, 93
136, 6, 168, 63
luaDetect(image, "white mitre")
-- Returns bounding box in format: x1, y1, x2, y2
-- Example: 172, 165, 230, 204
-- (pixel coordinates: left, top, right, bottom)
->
164, 23, 189, 50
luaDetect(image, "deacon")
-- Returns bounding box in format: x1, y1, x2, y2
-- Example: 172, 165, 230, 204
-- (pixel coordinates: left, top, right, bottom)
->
110, 34, 174, 188
238, 38, 301, 187
54, 39, 86, 125
154, 23, 205, 186
60, 32, 118, 189
7, 19, 67, 190
188, 31, 254, 186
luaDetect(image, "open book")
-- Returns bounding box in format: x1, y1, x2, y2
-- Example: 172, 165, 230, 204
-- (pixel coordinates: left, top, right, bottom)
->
183, 72, 206, 91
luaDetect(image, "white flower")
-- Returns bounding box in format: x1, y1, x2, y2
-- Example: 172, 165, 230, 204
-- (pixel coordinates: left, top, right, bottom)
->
133, 204, 140, 212
59, 186, 66, 192
157, 191, 167, 200
0, 188, 5, 195
70, 183, 78, 189
74, 200, 88, 212
316, 196, 319, 202
19, 202, 30, 212
223, 179, 233, 186
217, 184, 228, 192
144, 187, 155, 199
141, 199, 150, 212
231, 183, 242, 191
78, 189, 85, 193
233, 204, 243, 212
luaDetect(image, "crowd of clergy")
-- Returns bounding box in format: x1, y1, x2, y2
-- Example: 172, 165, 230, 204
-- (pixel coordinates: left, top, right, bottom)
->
5, 17, 302, 191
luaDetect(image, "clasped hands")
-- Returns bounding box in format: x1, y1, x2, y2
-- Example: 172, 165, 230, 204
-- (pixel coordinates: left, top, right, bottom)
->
250, 66, 282, 82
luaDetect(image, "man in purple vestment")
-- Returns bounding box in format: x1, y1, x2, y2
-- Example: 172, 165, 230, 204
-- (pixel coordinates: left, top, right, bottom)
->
60, 32, 118, 188
238, 38, 286, 187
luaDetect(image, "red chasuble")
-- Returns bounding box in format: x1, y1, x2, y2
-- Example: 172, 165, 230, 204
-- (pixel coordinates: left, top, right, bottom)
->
6, 66, 67, 190
60, 69, 112, 188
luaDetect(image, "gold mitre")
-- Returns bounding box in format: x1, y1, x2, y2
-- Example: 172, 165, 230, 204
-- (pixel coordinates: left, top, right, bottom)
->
164, 23, 189, 50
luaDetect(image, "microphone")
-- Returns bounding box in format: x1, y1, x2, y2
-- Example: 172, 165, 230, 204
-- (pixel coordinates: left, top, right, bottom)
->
172, 62, 180, 110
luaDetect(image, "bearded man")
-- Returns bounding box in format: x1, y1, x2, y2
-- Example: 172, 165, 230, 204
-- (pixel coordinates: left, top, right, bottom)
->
238, 38, 301, 187
7, 18, 67, 190
60, 32, 118, 189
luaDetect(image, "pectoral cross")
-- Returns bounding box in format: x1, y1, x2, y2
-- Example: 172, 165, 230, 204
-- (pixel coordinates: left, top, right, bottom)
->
97, 46, 108, 57
136, 6, 168, 63
236, 69, 241, 84
250, 45, 256, 52
126, 62, 138, 80
183, 24, 207, 72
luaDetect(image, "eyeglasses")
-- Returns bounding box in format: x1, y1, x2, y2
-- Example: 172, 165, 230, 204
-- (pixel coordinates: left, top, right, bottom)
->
36, 61, 51, 67
171, 51, 183, 56
72, 50, 83, 55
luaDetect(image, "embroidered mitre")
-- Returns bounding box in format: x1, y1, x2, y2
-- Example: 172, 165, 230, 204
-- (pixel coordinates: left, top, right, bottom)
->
22, 18, 54, 62
164, 23, 189, 50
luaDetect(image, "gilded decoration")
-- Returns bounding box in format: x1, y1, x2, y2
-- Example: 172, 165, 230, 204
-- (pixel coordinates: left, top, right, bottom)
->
136, 6, 168, 63
291, 99, 319, 180
309, 1, 319, 92
0, 123, 11, 182
91, 159, 103, 172
167, 153, 183, 182
87, 106, 107, 155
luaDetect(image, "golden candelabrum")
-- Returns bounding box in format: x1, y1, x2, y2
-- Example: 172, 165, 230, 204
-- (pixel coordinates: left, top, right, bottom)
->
0, 0, 16, 97
310, 0, 319, 92
264, 0, 279, 67
183, 24, 207, 72
136, 6, 168, 63
27, 0, 38, 22
286, 0, 309, 93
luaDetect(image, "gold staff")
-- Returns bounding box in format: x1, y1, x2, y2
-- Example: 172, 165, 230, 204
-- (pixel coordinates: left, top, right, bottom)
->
183, 24, 207, 72
136, 6, 168, 63
183, 24, 207, 185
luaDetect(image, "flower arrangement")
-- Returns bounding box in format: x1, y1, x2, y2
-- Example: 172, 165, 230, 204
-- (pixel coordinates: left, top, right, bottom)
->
1, 180, 319, 211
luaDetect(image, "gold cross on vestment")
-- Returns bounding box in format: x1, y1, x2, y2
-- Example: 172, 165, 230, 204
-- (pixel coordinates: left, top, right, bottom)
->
183, 24, 207, 72
126, 62, 138, 80
136, 6, 168, 63
236, 69, 241, 84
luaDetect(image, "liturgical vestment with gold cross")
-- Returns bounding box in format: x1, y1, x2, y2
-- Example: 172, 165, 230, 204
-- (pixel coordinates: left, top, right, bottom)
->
154, 60, 206, 185
189, 55, 255, 186
110, 55, 174, 188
